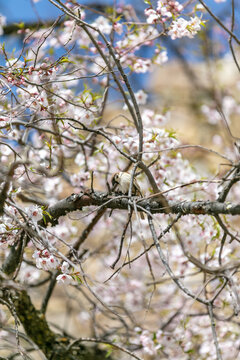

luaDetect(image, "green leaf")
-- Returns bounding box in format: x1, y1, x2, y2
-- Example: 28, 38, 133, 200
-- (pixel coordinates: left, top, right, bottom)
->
14, 22, 25, 29
166, 129, 177, 139
42, 214, 46, 225
44, 136, 52, 149
23, 57, 33, 63
42, 210, 53, 220
74, 275, 82, 284
59, 57, 75, 65
185, 349, 194, 354
78, 133, 86, 140
114, 14, 123, 22
105, 349, 113, 358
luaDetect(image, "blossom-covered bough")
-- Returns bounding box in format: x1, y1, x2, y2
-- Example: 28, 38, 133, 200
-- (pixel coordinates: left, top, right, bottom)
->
0, 0, 240, 359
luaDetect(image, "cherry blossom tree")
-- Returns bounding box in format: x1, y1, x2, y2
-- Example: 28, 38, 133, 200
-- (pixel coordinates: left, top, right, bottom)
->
0, 0, 240, 359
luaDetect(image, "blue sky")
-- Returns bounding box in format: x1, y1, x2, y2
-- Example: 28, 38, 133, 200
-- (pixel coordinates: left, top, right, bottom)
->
1, 0, 61, 23
0, 0, 233, 24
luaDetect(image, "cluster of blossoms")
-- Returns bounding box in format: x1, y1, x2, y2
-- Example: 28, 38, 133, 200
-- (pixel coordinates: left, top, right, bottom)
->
145, 1, 183, 24
139, 330, 163, 356
91, 16, 112, 35
168, 16, 202, 40
96, 273, 146, 311
0, 222, 18, 248
116, 25, 159, 51
32, 251, 74, 284
201, 94, 240, 125
33, 249, 59, 270
153, 48, 168, 65
115, 26, 165, 74
70, 171, 90, 189
131, 290, 240, 359
57, 18, 91, 48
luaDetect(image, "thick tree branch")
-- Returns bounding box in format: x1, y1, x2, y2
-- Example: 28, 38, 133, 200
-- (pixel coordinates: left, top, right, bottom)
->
39, 190, 240, 227
1, 289, 113, 360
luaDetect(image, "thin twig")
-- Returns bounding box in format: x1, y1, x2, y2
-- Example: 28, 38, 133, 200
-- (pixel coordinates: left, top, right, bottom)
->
147, 210, 210, 305
208, 303, 222, 360
67, 337, 143, 360
198, 0, 240, 45
228, 0, 240, 72
111, 211, 132, 269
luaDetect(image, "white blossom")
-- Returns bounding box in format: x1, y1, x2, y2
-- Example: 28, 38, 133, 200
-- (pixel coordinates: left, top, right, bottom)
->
0, 14, 6, 36
56, 273, 73, 284
26, 205, 43, 222
61, 261, 70, 274
169, 16, 202, 40
91, 16, 112, 34
154, 50, 168, 65
134, 89, 148, 105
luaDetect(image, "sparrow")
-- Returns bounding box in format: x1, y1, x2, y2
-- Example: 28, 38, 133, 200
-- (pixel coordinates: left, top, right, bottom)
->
111, 172, 145, 219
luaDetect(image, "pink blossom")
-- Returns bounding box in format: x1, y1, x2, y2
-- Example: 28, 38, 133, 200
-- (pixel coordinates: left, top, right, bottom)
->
18, 263, 41, 284
113, 22, 123, 35
61, 261, 70, 274
201, 104, 222, 125
36, 257, 47, 270
145, 9, 159, 24
32, 250, 42, 259
56, 273, 73, 285
132, 59, 151, 73
134, 89, 148, 105
42, 249, 50, 257
154, 50, 168, 65
140, 330, 157, 356
46, 255, 59, 269
70, 172, 90, 188
26, 205, 43, 222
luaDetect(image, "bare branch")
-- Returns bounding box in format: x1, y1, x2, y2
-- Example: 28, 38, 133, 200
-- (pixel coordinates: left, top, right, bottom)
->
208, 304, 223, 360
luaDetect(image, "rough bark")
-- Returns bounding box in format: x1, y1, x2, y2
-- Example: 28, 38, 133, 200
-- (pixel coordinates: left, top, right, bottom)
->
38, 190, 240, 227
1, 289, 112, 360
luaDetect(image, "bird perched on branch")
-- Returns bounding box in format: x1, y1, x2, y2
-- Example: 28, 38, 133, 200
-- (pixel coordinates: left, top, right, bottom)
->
111, 172, 145, 219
